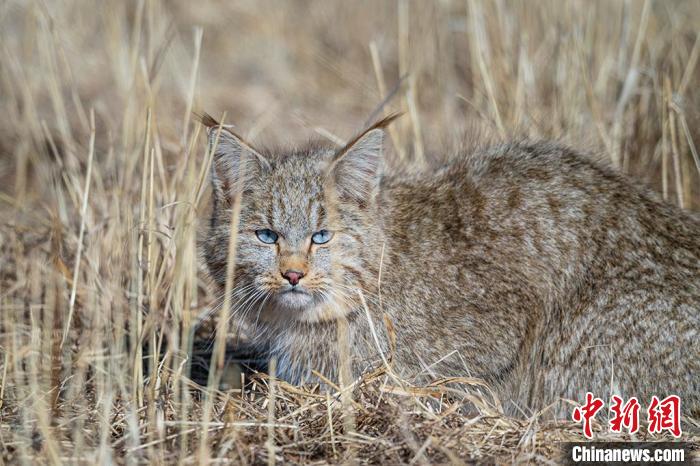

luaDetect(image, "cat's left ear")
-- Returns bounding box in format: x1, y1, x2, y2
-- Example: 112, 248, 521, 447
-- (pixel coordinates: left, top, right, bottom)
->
329, 113, 400, 202
199, 112, 268, 204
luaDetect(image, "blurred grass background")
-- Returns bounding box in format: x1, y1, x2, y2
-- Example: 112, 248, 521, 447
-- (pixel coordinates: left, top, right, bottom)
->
1, 0, 699, 463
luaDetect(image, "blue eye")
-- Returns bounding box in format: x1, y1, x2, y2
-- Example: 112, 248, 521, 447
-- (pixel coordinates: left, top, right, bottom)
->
255, 229, 278, 244
311, 230, 333, 244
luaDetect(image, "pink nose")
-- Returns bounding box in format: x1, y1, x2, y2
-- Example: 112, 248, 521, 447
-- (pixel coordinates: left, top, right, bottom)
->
282, 270, 304, 286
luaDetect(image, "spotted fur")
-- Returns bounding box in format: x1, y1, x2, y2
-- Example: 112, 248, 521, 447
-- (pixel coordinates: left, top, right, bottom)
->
202, 117, 699, 417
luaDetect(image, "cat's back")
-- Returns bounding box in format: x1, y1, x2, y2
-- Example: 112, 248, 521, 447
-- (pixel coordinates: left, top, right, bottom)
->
384, 140, 700, 300
381, 140, 700, 263
378, 141, 622, 273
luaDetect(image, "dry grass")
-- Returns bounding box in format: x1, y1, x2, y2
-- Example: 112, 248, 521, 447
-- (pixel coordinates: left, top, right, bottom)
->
1, 0, 699, 463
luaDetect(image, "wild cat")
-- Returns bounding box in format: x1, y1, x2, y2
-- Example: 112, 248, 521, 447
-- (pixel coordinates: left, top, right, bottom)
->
201, 113, 699, 417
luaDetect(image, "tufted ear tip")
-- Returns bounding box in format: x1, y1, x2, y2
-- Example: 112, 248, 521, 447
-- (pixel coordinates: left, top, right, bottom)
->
195, 111, 220, 132
368, 112, 403, 131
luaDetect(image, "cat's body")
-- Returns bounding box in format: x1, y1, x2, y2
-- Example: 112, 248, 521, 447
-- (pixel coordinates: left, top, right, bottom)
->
202, 116, 699, 417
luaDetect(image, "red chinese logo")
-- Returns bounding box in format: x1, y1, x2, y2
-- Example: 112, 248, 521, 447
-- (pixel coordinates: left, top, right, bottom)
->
572, 392, 605, 438
573, 394, 682, 438
647, 395, 682, 438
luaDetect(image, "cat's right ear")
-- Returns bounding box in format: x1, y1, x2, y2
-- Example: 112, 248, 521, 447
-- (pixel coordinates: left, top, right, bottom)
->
203, 114, 268, 204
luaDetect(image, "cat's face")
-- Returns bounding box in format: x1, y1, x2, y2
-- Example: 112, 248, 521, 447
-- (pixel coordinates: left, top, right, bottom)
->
204, 119, 388, 326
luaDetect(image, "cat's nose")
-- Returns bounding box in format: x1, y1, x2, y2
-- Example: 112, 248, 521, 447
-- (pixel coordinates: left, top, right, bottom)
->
282, 270, 305, 286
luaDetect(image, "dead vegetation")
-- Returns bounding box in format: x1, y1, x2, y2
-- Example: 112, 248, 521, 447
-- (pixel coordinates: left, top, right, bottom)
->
1, 0, 699, 463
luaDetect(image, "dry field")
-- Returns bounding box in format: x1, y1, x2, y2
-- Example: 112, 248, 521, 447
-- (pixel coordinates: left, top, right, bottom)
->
1, 0, 699, 464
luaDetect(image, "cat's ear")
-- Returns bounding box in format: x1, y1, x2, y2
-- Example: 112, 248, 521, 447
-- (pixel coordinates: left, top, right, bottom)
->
202, 114, 268, 203
329, 113, 400, 202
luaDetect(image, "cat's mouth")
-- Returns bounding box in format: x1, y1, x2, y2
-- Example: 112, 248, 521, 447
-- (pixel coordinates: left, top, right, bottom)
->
259, 285, 349, 324
275, 286, 314, 310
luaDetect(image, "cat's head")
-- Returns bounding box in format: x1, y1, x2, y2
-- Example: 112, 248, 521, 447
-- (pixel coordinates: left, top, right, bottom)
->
203, 115, 396, 326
